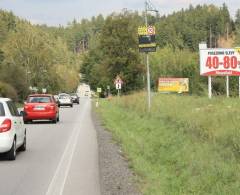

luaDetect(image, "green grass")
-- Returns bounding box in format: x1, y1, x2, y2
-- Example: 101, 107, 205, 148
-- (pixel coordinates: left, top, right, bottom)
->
97, 93, 240, 195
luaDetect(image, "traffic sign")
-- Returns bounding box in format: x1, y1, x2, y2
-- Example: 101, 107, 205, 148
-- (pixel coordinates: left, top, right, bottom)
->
97, 88, 102, 93
114, 76, 123, 85
138, 26, 156, 53
147, 26, 155, 35
116, 83, 122, 90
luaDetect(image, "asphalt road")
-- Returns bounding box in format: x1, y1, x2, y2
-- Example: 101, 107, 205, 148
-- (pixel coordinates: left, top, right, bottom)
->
0, 98, 101, 195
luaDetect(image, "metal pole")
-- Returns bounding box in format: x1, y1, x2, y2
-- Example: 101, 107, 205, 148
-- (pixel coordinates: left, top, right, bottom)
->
145, 1, 148, 26
239, 76, 240, 98
145, 1, 151, 111
146, 53, 151, 111
208, 76, 212, 99
238, 76, 240, 98
226, 75, 229, 98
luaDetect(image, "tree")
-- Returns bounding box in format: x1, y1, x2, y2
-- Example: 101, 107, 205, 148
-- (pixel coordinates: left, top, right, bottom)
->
236, 9, 240, 28
81, 11, 145, 92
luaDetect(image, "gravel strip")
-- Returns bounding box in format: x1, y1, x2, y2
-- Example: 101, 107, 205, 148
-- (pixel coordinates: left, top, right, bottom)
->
92, 110, 142, 195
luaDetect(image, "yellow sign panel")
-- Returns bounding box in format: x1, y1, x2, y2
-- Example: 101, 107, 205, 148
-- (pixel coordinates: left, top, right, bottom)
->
139, 43, 156, 48
158, 78, 189, 93
138, 26, 156, 35
138, 26, 148, 35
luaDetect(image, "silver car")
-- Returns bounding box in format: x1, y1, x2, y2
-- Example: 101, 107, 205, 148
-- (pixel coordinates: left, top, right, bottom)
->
58, 94, 73, 107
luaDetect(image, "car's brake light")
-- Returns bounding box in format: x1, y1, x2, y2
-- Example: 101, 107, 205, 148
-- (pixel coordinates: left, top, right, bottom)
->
0, 119, 12, 133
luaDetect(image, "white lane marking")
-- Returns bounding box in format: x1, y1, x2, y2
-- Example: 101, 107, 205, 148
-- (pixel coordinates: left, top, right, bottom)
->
45, 101, 88, 195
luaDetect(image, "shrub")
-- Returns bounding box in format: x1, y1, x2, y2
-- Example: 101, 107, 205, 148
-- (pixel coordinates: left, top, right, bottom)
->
0, 81, 18, 101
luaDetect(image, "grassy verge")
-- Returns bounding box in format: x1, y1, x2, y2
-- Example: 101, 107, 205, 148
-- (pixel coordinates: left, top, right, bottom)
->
97, 93, 240, 195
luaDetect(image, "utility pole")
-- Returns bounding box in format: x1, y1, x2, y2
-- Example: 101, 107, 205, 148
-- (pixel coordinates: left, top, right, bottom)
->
145, 1, 151, 111
144, 0, 158, 112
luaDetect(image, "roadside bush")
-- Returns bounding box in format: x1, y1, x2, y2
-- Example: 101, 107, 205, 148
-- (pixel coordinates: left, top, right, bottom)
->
0, 81, 18, 101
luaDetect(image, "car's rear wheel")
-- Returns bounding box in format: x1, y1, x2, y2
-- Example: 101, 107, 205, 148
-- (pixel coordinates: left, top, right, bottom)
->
24, 119, 31, 124
52, 116, 57, 124
7, 138, 16, 160
19, 131, 26, 151
57, 113, 60, 122
70, 104, 73, 107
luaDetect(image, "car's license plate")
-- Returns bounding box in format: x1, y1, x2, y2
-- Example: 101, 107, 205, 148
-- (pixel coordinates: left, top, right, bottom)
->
34, 106, 45, 110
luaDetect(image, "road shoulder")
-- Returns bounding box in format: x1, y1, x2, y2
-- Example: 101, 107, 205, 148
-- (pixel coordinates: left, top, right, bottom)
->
92, 109, 141, 195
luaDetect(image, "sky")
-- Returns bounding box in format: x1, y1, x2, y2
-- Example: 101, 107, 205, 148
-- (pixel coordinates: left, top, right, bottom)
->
0, 0, 239, 26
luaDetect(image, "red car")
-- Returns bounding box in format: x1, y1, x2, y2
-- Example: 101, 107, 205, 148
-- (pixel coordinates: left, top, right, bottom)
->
23, 94, 59, 124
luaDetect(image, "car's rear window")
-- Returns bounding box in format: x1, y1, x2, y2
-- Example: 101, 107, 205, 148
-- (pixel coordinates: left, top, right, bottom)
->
0, 103, 5, 116
28, 96, 51, 103
59, 95, 70, 99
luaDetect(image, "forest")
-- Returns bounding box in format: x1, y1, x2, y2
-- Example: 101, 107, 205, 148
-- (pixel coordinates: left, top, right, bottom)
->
1, 3, 240, 100
0, 11, 81, 101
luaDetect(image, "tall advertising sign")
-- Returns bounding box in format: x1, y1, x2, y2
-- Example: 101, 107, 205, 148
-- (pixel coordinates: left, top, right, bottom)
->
138, 26, 156, 53
200, 48, 240, 76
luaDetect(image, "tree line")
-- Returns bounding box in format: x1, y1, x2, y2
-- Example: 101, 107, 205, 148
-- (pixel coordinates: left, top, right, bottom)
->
0, 10, 81, 101
1, 4, 240, 100
78, 4, 240, 96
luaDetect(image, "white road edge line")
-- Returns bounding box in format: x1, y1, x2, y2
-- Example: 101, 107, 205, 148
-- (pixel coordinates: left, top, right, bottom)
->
45, 102, 88, 195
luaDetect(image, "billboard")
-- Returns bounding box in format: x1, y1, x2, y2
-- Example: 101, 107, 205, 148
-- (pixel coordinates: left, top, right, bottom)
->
138, 26, 156, 53
158, 78, 189, 93
200, 48, 240, 76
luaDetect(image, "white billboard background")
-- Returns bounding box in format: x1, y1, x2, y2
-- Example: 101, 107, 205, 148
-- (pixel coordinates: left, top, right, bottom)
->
200, 48, 240, 76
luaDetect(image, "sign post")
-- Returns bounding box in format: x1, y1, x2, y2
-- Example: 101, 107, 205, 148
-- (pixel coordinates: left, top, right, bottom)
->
238, 77, 240, 98
96, 87, 102, 107
138, 1, 158, 111
114, 76, 123, 97
208, 76, 212, 99
138, 25, 156, 111
107, 85, 110, 97
226, 75, 229, 98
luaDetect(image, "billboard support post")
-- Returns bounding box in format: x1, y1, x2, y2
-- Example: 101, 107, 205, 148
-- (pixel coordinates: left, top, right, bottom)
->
226, 76, 229, 98
239, 77, 240, 98
208, 76, 212, 99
